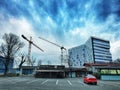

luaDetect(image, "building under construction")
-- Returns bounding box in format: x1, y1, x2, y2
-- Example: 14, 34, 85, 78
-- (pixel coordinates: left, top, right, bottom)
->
20, 65, 87, 78
35, 65, 65, 78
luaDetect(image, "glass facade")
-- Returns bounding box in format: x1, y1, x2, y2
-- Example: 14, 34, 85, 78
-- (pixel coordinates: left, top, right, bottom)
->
92, 37, 112, 63
68, 37, 112, 68
68, 45, 86, 68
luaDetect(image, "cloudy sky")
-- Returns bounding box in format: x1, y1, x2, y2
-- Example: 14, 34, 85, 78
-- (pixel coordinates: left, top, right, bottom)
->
0, 0, 120, 65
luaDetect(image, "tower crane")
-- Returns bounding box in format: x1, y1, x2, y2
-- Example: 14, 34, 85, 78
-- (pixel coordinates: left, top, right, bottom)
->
21, 35, 44, 66
38, 36, 68, 66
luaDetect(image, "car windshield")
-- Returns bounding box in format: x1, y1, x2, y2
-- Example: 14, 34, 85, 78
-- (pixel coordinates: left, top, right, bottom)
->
87, 74, 96, 78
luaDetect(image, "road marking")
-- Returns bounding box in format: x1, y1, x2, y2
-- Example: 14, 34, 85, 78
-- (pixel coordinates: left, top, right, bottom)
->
67, 80, 72, 85
26, 79, 39, 84
78, 81, 88, 86
41, 79, 48, 85
56, 80, 59, 85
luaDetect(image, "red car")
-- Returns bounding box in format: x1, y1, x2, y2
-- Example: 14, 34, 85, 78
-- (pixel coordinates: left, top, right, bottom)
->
83, 74, 97, 85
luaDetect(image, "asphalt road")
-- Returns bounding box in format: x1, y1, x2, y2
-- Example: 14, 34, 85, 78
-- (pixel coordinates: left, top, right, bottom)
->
0, 77, 120, 90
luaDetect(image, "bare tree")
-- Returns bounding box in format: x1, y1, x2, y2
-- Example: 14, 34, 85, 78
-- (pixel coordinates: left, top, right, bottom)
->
37, 59, 42, 66
47, 60, 51, 65
0, 33, 24, 75
19, 54, 26, 71
30, 56, 36, 66
114, 58, 120, 63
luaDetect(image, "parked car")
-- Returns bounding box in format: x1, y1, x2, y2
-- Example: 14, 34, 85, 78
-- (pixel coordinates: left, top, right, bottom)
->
83, 74, 97, 85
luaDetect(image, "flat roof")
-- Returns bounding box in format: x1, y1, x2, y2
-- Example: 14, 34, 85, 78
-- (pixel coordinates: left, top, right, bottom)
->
95, 66, 120, 69
84, 63, 120, 67
35, 70, 64, 72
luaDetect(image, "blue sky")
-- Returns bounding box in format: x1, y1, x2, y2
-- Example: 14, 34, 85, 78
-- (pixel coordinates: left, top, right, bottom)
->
0, 0, 120, 65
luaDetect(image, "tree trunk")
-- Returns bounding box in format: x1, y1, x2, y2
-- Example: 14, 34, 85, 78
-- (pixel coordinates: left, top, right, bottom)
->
4, 64, 8, 76
4, 58, 9, 76
19, 64, 22, 71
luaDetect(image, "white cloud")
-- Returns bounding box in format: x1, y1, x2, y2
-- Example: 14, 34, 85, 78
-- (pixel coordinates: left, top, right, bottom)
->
0, 16, 63, 66
9, 17, 35, 36
67, 20, 102, 48
67, 14, 120, 61
0, 17, 35, 36
110, 40, 120, 60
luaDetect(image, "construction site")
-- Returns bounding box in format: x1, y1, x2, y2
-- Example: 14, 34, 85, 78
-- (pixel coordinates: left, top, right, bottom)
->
20, 35, 86, 78
19, 35, 120, 80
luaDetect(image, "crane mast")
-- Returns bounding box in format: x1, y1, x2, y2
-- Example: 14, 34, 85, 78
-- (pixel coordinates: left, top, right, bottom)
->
21, 35, 44, 66
28, 36, 32, 66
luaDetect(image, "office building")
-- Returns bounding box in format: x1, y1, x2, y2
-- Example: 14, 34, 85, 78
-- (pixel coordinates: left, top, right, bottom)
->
68, 36, 112, 68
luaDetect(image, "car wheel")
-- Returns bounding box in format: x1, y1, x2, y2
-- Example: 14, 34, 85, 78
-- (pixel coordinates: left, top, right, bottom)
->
94, 82, 97, 85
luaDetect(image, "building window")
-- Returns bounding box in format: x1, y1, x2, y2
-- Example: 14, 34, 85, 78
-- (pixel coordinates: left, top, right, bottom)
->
76, 54, 79, 59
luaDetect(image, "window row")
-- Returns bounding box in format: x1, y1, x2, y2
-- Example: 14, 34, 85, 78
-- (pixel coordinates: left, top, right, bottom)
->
94, 48, 109, 53
93, 39, 109, 45
93, 40, 109, 46
93, 43, 110, 49
94, 53, 112, 57
93, 46, 109, 52
95, 57, 112, 61
94, 50, 110, 55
